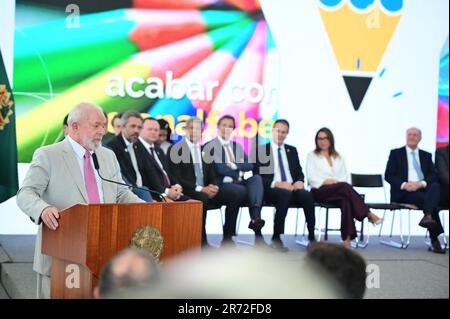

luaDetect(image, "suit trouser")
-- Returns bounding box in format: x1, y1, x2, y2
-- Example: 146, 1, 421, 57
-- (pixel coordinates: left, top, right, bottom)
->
220, 175, 264, 219
188, 187, 246, 243
312, 182, 369, 241
264, 187, 315, 240
394, 182, 444, 240
37, 273, 51, 299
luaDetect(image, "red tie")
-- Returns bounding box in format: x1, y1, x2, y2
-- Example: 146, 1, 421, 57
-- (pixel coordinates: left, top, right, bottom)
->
83, 150, 100, 203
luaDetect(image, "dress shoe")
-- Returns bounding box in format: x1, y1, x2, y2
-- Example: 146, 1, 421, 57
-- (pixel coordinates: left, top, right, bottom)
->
429, 240, 446, 254
270, 238, 289, 253
419, 214, 437, 229
248, 218, 265, 231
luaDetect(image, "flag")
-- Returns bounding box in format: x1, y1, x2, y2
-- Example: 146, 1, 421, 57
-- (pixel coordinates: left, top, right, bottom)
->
0, 50, 19, 203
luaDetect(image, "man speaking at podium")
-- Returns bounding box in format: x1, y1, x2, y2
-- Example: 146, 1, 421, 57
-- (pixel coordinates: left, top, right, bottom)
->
16, 103, 144, 299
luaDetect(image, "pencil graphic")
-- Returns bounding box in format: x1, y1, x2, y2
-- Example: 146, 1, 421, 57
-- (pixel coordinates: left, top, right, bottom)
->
16, 22, 245, 162
133, 0, 219, 10
436, 37, 449, 148
211, 21, 266, 120
148, 21, 256, 119
319, 0, 403, 110
14, 9, 247, 93
259, 28, 279, 121
222, 0, 261, 11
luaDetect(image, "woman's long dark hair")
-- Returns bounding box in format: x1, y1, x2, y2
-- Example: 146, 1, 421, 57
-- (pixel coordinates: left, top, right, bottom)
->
314, 127, 339, 158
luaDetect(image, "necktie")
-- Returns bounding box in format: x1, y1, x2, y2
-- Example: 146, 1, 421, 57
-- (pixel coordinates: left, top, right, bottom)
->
278, 147, 287, 182
224, 143, 235, 166
192, 145, 204, 187
83, 150, 100, 203
411, 151, 424, 180
150, 146, 171, 187
127, 143, 142, 187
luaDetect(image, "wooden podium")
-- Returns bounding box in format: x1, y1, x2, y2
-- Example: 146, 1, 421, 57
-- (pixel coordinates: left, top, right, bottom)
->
42, 201, 202, 299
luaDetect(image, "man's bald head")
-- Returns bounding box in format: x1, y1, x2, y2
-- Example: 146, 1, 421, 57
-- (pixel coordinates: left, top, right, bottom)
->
406, 127, 422, 150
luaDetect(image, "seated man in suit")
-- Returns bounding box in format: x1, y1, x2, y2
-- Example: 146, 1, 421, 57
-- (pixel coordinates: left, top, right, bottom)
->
137, 117, 188, 202
205, 115, 266, 244
254, 119, 316, 252
17, 103, 144, 298
106, 111, 152, 202
435, 145, 449, 208
168, 117, 247, 247
385, 127, 445, 254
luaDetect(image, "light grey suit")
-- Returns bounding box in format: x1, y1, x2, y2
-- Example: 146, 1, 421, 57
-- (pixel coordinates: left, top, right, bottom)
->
17, 138, 143, 278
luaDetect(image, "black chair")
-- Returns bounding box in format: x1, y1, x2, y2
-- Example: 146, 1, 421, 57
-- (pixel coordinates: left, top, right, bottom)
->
312, 201, 367, 248
350, 173, 413, 249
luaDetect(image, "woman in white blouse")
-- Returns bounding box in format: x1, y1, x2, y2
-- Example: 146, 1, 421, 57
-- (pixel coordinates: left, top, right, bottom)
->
306, 128, 382, 248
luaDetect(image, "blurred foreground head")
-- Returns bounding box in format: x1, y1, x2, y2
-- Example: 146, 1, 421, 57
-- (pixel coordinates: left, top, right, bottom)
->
306, 242, 367, 299
95, 248, 161, 299
116, 247, 343, 299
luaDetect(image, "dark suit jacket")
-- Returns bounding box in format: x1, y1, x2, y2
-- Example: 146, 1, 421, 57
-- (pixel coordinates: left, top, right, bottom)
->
435, 145, 449, 190
253, 143, 305, 190
106, 134, 138, 186
134, 139, 179, 195
168, 140, 217, 196
385, 146, 437, 201
205, 138, 253, 183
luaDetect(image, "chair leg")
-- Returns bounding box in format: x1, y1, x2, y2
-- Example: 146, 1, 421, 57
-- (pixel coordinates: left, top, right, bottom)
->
378, 210, 387, 237
380, 209, 411, 249
317, 207, 323, 242
235, 207, 253, 246
353, 219, 369, 249
325, 208, 329, 241
294, 208, 299, 237
295, 208, 310, 247
236, 207, 242, 233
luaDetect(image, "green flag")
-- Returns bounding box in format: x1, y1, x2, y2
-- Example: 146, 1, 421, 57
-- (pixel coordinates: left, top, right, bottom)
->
0, 50, 19, 203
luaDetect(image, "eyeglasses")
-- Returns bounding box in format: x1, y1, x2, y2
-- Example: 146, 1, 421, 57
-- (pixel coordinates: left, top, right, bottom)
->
317, 137, 329, 141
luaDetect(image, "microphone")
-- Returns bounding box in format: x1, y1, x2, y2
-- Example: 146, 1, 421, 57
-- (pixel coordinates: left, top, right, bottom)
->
92, 152, 166, 202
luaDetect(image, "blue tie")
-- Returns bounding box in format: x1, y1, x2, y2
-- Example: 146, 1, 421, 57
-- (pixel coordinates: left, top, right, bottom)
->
192, 146, 204, 187
278, 147, 287, 182
411, 151, 424, 180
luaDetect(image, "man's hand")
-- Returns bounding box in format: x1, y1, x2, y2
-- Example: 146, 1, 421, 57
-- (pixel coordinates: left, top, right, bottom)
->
275, 182, 294, 191
41, 207, 59, 230
167, 186, 183, 200
293, 181, 304, 190
404, 181, 423, 192
202, 184, 219, 199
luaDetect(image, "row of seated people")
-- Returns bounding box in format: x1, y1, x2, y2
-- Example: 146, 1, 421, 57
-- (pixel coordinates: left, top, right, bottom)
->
106, 111, 448, 254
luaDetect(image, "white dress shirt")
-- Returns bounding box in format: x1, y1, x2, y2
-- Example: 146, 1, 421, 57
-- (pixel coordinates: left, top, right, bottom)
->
401, 146, 427, 189
217, 136, 245, 183
185, 138, 204, 192
122, 135, 143, 187
306, 151, 348, 189
270, 142, 293, 188
139, 137, 178, 196
66, 135, 104, 203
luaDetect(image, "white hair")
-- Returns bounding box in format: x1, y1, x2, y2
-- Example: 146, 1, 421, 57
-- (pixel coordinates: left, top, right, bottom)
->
67, 102, 104, 125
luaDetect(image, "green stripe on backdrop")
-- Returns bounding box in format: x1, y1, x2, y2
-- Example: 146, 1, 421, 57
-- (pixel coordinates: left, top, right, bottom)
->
0, 51, 19, 202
